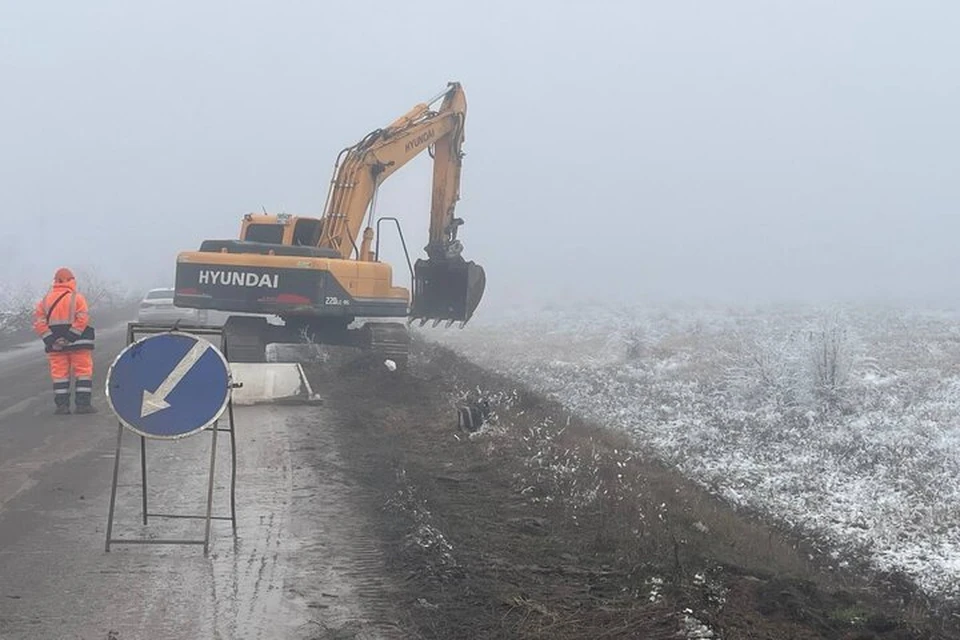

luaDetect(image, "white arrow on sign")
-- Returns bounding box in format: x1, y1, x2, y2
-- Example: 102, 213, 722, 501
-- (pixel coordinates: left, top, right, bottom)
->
141, 341, 212, 418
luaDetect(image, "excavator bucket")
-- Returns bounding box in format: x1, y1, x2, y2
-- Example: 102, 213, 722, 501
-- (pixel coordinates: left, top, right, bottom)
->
410, 258, 486, 327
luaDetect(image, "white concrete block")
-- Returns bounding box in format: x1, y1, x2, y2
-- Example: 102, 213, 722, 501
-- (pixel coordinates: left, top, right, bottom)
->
229, 363, 305, 405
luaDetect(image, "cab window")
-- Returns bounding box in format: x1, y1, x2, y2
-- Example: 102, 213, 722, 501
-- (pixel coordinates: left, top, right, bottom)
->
293, 219, 322, 246
244, 224, 284, 244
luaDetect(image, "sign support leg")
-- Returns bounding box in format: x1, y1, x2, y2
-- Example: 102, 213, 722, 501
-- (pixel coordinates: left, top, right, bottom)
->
203, 420, 220, 556
227, 400, 238, 535
140, 436, 148, 525
105, 423, 124, 552
220, 329, 239, 537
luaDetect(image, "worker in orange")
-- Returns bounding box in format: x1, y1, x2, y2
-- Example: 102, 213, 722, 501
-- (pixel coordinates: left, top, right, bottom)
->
33, 268, 97, 415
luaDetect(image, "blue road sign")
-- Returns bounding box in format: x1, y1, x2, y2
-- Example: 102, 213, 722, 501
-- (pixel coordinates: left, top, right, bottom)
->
106, 332, 232, 439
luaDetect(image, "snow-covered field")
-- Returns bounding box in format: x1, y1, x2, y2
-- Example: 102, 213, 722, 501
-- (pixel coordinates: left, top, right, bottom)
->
424, 302, 960, 605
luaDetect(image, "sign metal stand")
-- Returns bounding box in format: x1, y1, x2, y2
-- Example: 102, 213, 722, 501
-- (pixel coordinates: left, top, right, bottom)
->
103, 322, 241, 556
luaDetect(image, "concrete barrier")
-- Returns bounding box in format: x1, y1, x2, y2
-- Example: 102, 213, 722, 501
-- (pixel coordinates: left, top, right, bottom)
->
229, 363, 311, 405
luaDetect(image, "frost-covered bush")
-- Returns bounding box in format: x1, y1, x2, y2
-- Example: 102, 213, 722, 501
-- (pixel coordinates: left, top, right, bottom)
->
0, 283, 39, 338
807, 318, 855, 415
0, 267, 137, 345
421, 302, 960, 605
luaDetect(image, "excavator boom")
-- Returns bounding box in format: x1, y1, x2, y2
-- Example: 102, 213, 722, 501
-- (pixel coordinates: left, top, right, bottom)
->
318, 82, 485, 325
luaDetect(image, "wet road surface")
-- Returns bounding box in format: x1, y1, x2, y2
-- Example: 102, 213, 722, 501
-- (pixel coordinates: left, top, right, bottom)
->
0, 331, 401, 639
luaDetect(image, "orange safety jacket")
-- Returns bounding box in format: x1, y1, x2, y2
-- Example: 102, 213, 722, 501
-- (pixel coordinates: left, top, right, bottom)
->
33, 280, 95, 352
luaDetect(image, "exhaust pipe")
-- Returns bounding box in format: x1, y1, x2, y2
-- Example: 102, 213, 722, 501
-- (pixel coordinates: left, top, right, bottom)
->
409, 257, 486, 327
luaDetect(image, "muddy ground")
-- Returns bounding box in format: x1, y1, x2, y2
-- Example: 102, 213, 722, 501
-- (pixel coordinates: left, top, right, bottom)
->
302, 338, 960, 640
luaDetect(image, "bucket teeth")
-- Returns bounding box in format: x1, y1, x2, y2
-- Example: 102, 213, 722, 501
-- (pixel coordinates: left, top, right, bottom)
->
407, 314, 471, 329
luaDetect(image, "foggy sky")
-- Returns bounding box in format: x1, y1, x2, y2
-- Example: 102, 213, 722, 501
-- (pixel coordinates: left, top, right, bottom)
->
3, 1, 959, 310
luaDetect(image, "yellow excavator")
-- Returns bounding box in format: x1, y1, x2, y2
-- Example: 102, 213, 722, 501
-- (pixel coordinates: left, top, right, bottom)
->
173, 82, 485, 365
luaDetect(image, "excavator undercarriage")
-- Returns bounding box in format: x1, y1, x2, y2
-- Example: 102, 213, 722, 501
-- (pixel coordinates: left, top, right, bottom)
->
219, 315, 412, 367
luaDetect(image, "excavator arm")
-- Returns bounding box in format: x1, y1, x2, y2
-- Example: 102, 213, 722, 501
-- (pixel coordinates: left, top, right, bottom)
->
426, 86, 467, 261
318, 82, 485, 326
319, 83, 465, 260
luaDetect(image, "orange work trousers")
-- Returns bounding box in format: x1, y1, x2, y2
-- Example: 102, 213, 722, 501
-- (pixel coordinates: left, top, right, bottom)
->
48, 350, 94, 407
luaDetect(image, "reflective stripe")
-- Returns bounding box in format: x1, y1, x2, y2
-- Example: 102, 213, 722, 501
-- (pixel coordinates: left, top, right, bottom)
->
41, 330, 53, 338
75, 376, 92, 382
54, 388, 71, 395
71, 339, 95, 346
76, 381, 93, 390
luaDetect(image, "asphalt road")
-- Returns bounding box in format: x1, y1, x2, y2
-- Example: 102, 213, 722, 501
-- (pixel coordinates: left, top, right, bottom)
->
0, 326, 129, 512
0, 328, 401, 639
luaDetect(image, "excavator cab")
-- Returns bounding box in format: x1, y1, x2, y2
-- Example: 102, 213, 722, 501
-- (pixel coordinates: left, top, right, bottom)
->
410, 257, 486, 327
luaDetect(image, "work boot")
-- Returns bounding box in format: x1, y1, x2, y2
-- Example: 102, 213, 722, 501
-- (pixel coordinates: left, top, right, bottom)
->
74, 388, 95, 414
54, 392, 71, 415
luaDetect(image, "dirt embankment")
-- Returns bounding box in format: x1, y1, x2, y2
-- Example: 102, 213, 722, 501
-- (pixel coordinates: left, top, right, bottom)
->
304, 339, 956, 640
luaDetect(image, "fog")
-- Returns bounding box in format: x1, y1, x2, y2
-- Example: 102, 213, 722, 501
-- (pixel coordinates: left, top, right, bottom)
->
3, 1, 959, 310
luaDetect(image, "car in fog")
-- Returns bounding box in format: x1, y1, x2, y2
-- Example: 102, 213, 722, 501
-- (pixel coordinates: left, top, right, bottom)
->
137, 288, 209, 326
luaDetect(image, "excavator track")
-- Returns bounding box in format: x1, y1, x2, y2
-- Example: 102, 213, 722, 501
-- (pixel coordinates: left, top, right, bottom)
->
361, 322, 410, 369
